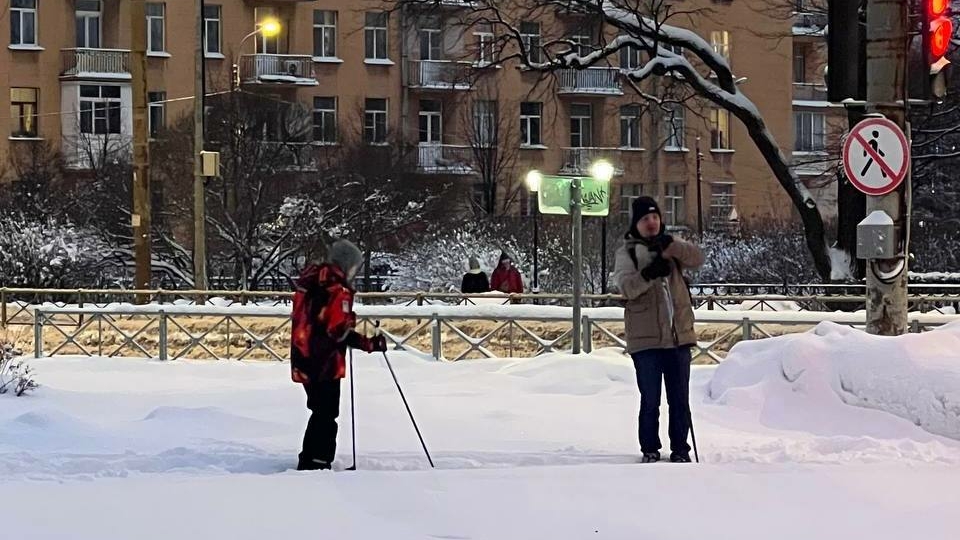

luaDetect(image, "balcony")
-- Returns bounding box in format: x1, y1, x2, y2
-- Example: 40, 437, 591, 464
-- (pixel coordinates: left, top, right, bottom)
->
416, 143, 474, 174
239, 54, 318, 86
793, 12, 827, 36
556, 67, 623, 96
407, 60, 474, 90
792, 83, 829, 104
559, 147, 623, 175
60, 48, 131, 80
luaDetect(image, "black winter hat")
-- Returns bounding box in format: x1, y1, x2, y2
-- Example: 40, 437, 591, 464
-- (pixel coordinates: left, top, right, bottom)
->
627, 196, 662, 237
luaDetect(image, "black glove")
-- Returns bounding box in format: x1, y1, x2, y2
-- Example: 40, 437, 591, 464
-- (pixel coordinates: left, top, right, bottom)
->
640, 256, 671, 281
648, 233, 674, 253
368, 334, 388, 353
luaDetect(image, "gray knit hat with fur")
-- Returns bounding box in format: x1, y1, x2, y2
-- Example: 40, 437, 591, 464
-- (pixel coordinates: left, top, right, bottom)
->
328, 239, 363, 279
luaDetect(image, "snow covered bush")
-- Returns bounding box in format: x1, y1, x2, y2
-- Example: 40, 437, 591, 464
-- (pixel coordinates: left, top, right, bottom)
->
386, 221, 528, 292
696, 225, 820, 284
0, 214, 114, 288
0, 338, 37, 397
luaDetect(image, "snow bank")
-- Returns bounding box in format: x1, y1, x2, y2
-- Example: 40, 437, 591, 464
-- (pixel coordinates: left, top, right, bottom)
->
708, 321, 960, 441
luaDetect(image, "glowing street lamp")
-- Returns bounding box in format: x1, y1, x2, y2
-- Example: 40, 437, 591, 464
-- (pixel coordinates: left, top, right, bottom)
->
525, 170, 542, 292
590, 159, 615, 294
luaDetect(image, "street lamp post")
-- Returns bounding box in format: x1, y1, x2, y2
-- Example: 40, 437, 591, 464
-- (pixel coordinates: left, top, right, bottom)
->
525, 170, 542, 293
590, 160, 615, 296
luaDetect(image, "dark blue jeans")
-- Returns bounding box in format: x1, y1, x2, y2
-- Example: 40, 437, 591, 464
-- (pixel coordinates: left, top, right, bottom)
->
630, 347, 692, 455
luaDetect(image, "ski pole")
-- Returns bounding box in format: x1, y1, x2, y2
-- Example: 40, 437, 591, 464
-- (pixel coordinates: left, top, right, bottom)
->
688, 408, 700, 463
381, 350, 434, 468
346, 348, 357, 471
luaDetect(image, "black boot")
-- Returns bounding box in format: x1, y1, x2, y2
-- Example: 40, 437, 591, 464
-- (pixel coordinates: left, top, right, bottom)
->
297, 457, 332, 471
640, 451, 661, 463
670, 452, 691, 463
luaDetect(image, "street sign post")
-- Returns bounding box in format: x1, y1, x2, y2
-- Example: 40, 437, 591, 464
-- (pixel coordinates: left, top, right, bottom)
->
535, 175, 610, 353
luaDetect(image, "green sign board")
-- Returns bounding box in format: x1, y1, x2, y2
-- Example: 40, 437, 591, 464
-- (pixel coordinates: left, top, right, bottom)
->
537, 175, 610, 216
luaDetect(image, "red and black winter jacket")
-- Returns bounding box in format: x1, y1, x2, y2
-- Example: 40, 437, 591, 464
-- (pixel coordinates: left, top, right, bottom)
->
290, 263, 377, 384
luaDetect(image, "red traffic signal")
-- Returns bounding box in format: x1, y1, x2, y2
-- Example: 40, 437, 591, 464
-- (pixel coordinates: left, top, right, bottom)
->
925, 0, 953, 63
930, 17, 953, 60
928, 0, 949, 17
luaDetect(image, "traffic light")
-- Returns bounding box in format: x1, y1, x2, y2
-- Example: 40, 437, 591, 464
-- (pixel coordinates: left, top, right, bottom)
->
922, 0, 952, 99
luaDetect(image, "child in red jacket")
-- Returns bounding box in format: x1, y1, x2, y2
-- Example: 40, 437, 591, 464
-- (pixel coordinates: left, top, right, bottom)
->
290, 239, 386, 471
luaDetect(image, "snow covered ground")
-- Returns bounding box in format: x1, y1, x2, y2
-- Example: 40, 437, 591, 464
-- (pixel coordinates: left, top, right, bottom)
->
2, 322, 959, 539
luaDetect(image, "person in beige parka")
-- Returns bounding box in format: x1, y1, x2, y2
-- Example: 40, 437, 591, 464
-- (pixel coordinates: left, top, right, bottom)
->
612, 196, 705, 463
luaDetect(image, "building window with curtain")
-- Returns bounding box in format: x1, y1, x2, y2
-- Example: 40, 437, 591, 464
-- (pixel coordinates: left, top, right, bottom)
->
10, 87, 38, 138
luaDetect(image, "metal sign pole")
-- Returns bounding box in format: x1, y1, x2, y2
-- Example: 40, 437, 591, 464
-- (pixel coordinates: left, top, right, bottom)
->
571, 177, 583, 354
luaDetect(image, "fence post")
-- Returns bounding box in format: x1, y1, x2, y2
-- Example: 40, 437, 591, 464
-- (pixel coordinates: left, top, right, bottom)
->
582, 316, 592, 354
1, 288, 6, 327
33, 308, 43, 358
910, 319, 920, 334
432, 314, 442, 361
741, 317, 752, 341
159, 310, 168, 361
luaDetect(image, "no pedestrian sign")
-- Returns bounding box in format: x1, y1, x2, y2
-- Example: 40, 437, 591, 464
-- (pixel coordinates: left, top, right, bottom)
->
842, 117, 910, 196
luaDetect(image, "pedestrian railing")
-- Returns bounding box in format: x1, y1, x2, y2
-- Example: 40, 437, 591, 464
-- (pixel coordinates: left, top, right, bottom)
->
21, 304, 960, 364
4, 287, 959, 328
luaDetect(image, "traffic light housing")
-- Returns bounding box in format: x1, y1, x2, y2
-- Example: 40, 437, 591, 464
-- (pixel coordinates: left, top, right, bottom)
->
919, 0, 952, 100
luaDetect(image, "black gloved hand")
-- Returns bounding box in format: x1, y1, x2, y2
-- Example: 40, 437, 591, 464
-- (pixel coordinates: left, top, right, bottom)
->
368, 334, 388, 353
648, 233, 674, 253
640, 256, 672, 281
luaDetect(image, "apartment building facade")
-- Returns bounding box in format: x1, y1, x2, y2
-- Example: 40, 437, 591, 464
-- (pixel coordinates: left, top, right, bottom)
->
1, 0, 803, 232
790, 3, 846, 222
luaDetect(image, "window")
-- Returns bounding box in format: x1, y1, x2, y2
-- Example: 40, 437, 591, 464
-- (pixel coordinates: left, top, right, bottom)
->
709, 184, 736, 230
620, 183, 642, 218
364, 98, 387, 144
475, 27, 495, 65
710, 108, 731, 150
620, 46, 642, 70
710, 30, 730, 60
79, 85, 122, 135
620, 105, 641, 149
520, 22, 541, 63
10, 0, 37, 46
794, 111, 825, 152
146, 3, 165, 53
520, 102, 542, 146
418, 100, 442, 143
419, 17, 442, 61
663, 104, 686, 149
204, 5, 221, 55
663, 184, 686, 226
569, 103, 592, 147
255, 8, 279, 54
473, 100, 497, 146
571, 31, 593, 56
313, 10, 337, 59
793, 49, 806, 83
365, 12, 389, 60
10, 87, 38, 138
148, 91, 165, 138
313, 97, 337, 144
76, 0, 101, 49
